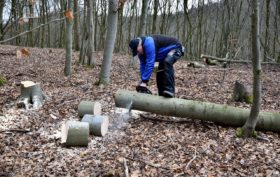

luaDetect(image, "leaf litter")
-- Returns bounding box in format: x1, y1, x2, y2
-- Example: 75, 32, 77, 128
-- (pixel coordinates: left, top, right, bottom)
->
0, 45, 279, 176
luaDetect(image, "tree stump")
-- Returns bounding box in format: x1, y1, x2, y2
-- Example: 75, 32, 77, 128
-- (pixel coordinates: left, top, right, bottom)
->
78, 101, 102, 118
81, 114, 109, 136
233, 81, 253, 104
61, 121, 89, 147
17, 81, 44, 109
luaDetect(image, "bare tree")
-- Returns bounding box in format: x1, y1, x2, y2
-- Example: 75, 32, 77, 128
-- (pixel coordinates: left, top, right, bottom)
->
241, 0, 262, 137
263, 0, 270, 61
98, 0, 118, 85
74, 0, 80, 51
0, 1, 4, 39
64, 0, 73, 76
152, 0, 159, 34
79, 0, 95, 66
138, 0, 148, 35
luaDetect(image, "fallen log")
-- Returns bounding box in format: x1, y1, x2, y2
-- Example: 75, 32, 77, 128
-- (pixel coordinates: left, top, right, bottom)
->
61, 121, 89, 147
81, 114, 109, 136
78, 101, 102, 118
201, 54, 280, 65
17, 81, 45, 109
114, 90, 280, 132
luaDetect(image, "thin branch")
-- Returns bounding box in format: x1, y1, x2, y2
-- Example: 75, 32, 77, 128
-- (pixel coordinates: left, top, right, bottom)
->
0, 129, 30, 133
123, 158, 129, 177
125, 156, 171, 171
185, 147, 197, 170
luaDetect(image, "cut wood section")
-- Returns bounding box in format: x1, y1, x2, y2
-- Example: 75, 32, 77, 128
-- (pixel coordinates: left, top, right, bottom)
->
78, 101, 102, 118
61, 121, 89, 147
115, 90, 280, 132
81, 114, 109, 136
17, 81, 44, 109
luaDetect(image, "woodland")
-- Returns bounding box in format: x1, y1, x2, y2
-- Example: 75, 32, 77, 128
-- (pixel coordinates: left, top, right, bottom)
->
0, 0, 280, 176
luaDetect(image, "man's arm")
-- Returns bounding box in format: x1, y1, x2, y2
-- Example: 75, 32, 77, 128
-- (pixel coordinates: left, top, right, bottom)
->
141, 38, 156, 83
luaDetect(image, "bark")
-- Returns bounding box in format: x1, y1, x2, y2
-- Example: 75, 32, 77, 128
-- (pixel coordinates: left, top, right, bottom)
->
98, 0, 118, 85
64, 0, 73, 76
61, 121, 89, 147
81, 115, 109, 136
74, 0, 80, 51
78, 101, 102, 118
0, 1, 4, 39
151, 0, 158, 34
263, 0, 270, 62
242, 0, 262, 137
115, 90, 280, 132
138, 0, 148, 36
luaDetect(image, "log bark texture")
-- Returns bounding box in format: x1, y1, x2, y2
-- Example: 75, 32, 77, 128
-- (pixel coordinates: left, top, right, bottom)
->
81, 114, 109, 136
61, 121, 89, 147
115, 90, 280, 132
78, 101, 101, 118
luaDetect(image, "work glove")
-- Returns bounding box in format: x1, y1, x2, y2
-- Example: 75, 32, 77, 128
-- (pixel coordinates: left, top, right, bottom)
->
136, 85, 152, 94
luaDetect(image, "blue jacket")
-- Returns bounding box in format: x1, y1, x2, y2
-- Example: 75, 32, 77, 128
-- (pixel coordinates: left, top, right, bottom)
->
138, 35, 182, 82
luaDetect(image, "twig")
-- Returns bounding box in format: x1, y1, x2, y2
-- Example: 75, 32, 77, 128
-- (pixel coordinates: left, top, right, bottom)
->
123, 158, 129, 177
139, 114, 190, 123
0, 129, 30, 133
125, 156, 171, 171
185, 147, 197, 170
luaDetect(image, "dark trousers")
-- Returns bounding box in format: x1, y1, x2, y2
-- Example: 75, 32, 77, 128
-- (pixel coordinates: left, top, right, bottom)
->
156, 49, 182, 96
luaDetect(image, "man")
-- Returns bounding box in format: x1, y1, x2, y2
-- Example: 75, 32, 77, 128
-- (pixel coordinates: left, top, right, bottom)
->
129, 35, 184, 98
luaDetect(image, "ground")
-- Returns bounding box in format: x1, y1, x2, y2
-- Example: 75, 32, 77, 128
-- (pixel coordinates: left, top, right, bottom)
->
0, 45, 279, 177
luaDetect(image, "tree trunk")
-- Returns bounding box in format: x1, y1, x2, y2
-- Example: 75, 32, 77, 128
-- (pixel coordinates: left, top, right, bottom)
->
98, 0, 118, 85
242, 0, 262, 137
64, 0, 73, 76
263, 0, 270, 62
152, 0, 158, 34
115, 90, 280, 132
0, 1, 4, 40
138, 0, 148, 36
74, 0, 80, 51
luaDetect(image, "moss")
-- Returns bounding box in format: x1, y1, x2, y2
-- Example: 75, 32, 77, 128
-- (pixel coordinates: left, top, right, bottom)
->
236, 127, 258, 138
245, 95, 253, 104
236, 127, 244, 138
0, 75, 6, 86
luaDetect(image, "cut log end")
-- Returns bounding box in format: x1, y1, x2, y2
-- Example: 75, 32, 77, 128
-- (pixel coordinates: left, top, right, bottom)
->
78, 101, 102, 118
61, 121, 89, 147
81, 115, 109, 136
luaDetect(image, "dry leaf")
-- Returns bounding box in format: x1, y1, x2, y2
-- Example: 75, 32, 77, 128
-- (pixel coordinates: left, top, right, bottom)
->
21, 48, 31, 57
18, 17, 29, 25
64, 10, 74, 20
29, 0, 36, 5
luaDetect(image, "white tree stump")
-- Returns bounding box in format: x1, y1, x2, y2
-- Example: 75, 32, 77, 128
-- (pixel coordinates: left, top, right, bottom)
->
61, 121, 89, 147
17, 81, 44, 109
78, 101, 102, 118
81, 115, 109, 136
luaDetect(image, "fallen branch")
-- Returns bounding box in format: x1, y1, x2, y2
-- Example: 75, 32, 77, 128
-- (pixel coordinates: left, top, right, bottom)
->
0, 129, 30, 133
125, 156, 171, 171
123, 158, 129, 177
185, 147, 197, 170
201, 54, 280, 65
139, 114, 191, 124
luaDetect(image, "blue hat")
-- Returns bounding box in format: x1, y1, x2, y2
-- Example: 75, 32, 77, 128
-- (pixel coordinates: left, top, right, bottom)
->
129, 38, 140, 57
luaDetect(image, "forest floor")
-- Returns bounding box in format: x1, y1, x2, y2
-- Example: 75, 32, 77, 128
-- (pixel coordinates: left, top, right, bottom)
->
0, 45, 280, 177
